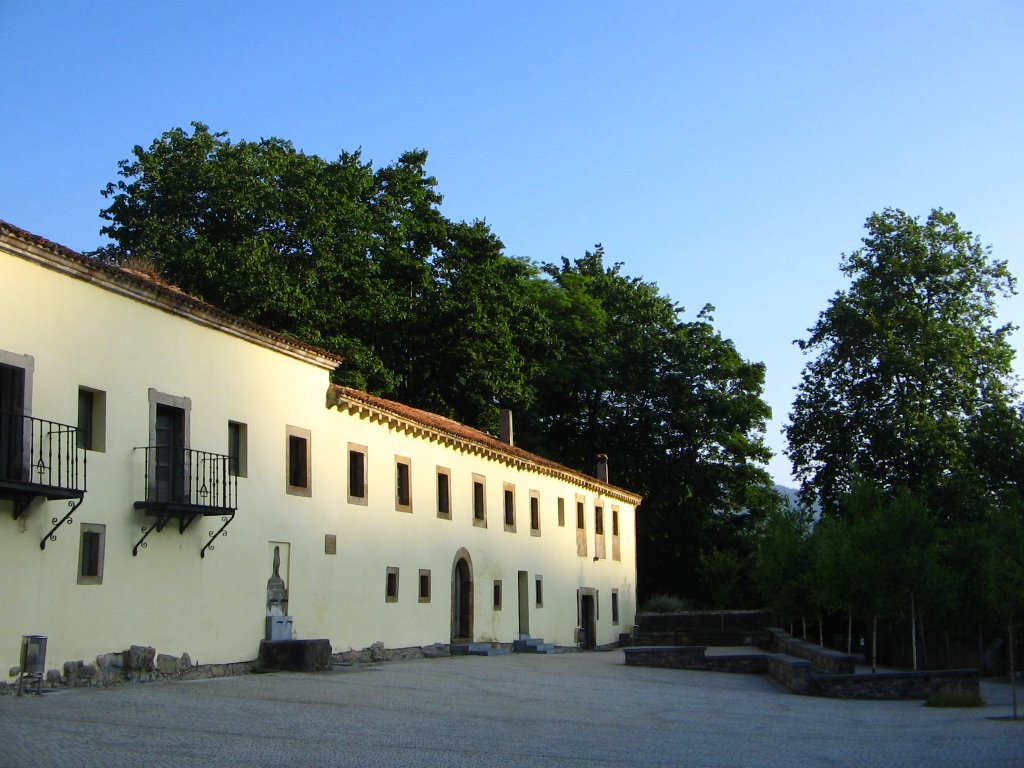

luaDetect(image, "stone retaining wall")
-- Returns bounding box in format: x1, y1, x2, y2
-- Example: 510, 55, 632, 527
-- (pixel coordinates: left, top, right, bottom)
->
809, 669, 981, 699
765, 628, 856, 674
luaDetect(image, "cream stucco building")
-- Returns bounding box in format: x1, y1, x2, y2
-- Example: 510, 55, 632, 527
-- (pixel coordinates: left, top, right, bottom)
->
0, 219, 640, 675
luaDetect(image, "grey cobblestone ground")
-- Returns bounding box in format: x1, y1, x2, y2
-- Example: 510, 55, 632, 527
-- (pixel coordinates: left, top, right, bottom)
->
1, 650, 1021, 767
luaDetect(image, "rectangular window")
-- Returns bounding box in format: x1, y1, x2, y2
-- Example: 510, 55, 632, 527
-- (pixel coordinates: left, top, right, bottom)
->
395, 456, 412, 512
503, 483, 516, 531
436, 467, 451, 519
595, 503, 606, 559
529, 491, 540, 536
77, 523, 105, 585
385, 566, 400, 602
228, 421, 247, 477
286, 426, 311, 496
576, 495, 587, 557
472, 474, 486, 527
77, 387, 106, 452
419, 569, 431, 603
557, 497, 565, 527
535, 575, 544, 608
493, 580, 502, 610
348, 443, 367, 504
612, 506, 621, 562
611, 589, 620, 624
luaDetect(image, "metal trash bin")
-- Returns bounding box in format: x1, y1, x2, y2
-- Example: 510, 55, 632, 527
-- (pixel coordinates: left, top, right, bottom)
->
17, 635, 47, 696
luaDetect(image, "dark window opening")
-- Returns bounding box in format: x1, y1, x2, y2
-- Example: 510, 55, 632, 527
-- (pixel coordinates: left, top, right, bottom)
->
493, 581, 502, 609
396, 460, 411, 508
349, 448, 365, 500
473, 480, 485, 520
288, 435, 308, 488
530, 496, 540, 532
503, 488, 514, 527
437, 471, 450, 516
595, 505, 604, 535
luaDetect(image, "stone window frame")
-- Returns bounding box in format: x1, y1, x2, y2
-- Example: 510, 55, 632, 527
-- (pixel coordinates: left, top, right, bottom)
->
418, 569, 431, 603
612, 505, 621, 562
575, 493, 587, 557
472, 473, 487, 527
529, 490, 540, 536
535, 574, 544, 608
385, 566, 400, 603
78, 386, 106, 453
347, 443, 368, 505
395, 455, 412, 513
227, 420, 246, 477
77, 522, 105, 585
436, 466, 452, 519
285, 424, 311, 497
594, 502, 606, 560
502, 482, 516, 532
493, 579, 502, 610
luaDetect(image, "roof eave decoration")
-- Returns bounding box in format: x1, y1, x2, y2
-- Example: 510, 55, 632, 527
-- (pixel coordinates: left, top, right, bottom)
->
326, 385, 643, 506
0, 219, 343, 372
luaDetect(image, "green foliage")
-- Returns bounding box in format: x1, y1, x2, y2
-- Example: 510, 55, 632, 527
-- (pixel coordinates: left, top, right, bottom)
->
924, 687, 985, 708
754, 501, 814, 622
640, 593, 692, 613
516, 248, 775, 603
786, 208, 1018, 517
699, 549, 745, 610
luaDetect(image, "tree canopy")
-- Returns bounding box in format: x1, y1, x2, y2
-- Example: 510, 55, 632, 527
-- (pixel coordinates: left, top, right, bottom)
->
785, 208, 1018, 516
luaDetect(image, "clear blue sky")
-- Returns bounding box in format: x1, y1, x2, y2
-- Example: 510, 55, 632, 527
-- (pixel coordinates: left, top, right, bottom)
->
3, 1, 1022, 485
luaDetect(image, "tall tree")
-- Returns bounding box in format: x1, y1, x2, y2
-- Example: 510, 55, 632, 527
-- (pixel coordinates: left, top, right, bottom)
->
94, 123, 540, 427
516, 248, 774, 602
786, 208, 1018, 516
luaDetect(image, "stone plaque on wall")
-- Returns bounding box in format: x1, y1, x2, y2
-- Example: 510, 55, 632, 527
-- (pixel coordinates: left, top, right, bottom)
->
324, 534, 337, 555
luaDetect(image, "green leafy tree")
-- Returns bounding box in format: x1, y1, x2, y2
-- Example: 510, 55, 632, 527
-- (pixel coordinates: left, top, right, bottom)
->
981, 502, 1024, 718
516, 248, 774, 603
754, 502, 815, 634
786, 208, 1018, 517
94, 123, 542, 427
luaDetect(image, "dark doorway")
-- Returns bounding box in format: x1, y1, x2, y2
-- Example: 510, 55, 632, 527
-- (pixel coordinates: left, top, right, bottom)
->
580, 593, 597, 650
154, 404, 186, 502
0, 363, 26, 482
452, 551, 473, 642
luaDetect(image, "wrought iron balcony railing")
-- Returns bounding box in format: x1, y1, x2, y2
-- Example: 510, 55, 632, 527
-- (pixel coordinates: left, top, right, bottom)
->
136, 446, 236, 510
0, 410, 86, 496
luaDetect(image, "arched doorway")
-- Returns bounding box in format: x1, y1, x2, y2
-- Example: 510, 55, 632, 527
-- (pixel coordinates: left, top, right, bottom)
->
451, 549, 473, 642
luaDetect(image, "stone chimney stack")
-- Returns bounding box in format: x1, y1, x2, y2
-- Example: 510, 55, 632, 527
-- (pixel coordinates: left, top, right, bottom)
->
595, 454, 609, 483
500, 409, 514, 446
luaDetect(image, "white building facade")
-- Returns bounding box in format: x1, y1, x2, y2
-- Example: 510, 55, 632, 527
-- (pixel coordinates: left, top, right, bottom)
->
0, 220, 640, 674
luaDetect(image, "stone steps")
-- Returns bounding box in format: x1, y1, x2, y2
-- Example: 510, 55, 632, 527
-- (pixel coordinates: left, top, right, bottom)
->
513, 638, 555, 654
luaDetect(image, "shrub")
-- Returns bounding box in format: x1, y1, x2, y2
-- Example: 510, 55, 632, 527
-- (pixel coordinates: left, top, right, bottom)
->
641, 593, 691, 613
925, 686, 985, 708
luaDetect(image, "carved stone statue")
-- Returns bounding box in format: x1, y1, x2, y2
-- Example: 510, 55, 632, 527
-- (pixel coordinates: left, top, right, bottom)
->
266, 545, 288, 617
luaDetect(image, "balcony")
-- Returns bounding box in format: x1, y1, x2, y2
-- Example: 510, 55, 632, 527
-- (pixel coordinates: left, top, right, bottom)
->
0, 411, 86, 527
133, 447, 236, 558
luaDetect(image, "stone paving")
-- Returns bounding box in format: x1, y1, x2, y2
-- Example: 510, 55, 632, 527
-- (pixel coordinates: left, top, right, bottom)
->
1, 650, 1021, 767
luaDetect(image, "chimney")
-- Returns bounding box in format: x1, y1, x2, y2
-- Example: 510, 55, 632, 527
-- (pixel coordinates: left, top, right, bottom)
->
595, 454, 609, 483
500, 409, 514, 446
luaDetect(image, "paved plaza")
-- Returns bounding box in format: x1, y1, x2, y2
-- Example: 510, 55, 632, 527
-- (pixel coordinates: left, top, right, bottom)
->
1, 650, 1021, 767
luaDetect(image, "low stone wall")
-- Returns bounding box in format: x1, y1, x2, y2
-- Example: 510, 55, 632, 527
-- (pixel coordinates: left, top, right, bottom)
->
332, 642, 451, 665
809, 669, 981, 700
765, 628, 856, 674
624, 646, 769, 675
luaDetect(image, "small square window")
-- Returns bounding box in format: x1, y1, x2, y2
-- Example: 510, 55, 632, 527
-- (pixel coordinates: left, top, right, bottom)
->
493, 580, 502, 610
228, 421, 247, 477
286, 426, 311, 496
503, 483, 515, 531
529, 491, 540, 536
77, 523, 105, 585
436, 467, 451, 519
348, 444, 367, 505
385, 567, 400, 602
557, 497, 565, 527
419, 569, 431, 603
535, 575, 543, 608
77, 387, 106, 452
472, 474, 487, 527
395, 456, 412, 512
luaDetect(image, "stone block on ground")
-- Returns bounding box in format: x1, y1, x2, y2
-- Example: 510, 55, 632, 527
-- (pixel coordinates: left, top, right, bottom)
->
259, 639, 332, 672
